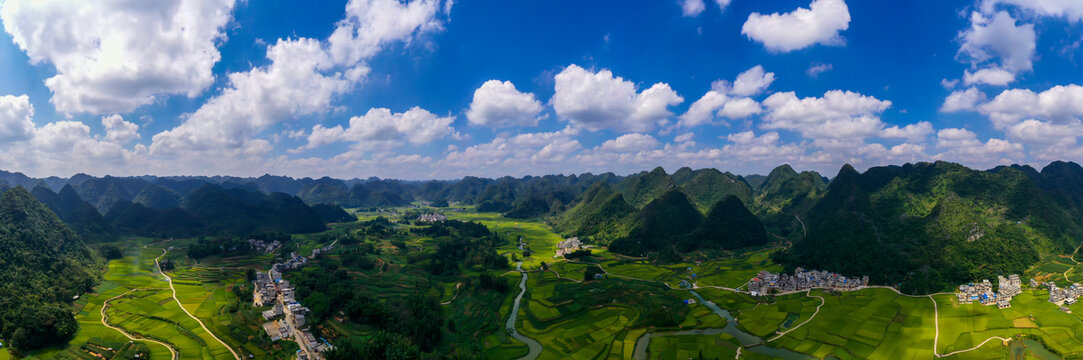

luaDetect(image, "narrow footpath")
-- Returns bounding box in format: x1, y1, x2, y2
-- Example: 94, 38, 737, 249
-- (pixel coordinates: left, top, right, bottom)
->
154, 246, 241, 360
100, 288, 178, 360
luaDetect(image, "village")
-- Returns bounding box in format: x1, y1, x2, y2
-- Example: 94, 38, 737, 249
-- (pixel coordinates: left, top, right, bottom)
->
952, 274, 1083, 312
253, 244, 336, 359
746, 268, 870, 296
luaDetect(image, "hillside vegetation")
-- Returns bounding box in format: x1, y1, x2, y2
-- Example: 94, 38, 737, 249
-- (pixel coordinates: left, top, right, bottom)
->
0, 187, 102, 350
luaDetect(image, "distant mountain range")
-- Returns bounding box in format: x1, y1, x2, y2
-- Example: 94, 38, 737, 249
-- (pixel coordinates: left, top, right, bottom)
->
7, 161, 1083, 293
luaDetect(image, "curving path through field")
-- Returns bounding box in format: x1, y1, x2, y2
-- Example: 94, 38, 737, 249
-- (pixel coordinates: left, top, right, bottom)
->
766, 289, 825, 342
154, 246, 242, 360
100, 289, 178, 360
440, 283, 463, 305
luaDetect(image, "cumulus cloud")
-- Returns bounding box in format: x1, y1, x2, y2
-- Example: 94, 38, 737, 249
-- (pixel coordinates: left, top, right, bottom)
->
327, 0, 443, 66
101, 115, 140, 144
553, 64, 683, 132
881, 121, 934, 142
0, 95, 36, 142
681, 0, 731, 17
150, 0, 448, 171
598, 133, 661, 152
935, 128, 1023, 165
466, 80, 545, 127
678, 66, 772, 128
941, 87, 987, 112
0, 0, 237, 114
957, 11, 1035, 85
981, 0, 1083, 22
760, 90, 892, 140
680, 0, 706, 17
963, 68, 1015, 86
979, 85, 1083, 128
730, 65, 776, 97
0, 95, 147, 177
741, 0, 851, 52
294, 107, 456, 152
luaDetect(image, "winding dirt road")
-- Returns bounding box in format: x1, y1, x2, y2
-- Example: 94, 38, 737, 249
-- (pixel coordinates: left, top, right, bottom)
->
100, 289, 178, 360
155, 246, 241, 360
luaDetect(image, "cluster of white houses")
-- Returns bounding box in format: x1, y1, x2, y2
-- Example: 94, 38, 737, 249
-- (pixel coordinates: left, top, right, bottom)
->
555, 237, 583, 257
254, 256, 333, 359
417, 213, 447, 222
1046, 282, 1083, 310
748, 268, 869, 296
248, 239, 282, 253
956, 274, 1021, 308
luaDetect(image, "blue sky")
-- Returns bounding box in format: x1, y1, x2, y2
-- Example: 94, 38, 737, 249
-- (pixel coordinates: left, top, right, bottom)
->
1, 0, 1082, 179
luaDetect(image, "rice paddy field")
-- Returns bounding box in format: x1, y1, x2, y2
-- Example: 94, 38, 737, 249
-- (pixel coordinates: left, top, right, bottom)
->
25, 209, 1083, 360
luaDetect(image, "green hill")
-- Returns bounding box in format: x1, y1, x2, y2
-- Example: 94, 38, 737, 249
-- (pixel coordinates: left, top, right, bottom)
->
678, 168, 754, 211
615, 167, 672, 208
31, 185, 117, 242
132, 184, 181, 210
688, 195, 768, 251
780, 162, 1079, 293
0, 187, 102, 350
609, 190, 702, 256
556, 183, 635, 243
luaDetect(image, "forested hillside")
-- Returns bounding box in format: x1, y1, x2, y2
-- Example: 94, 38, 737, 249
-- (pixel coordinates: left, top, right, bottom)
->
0, 187, 102, 350
777, 162, 1083, 293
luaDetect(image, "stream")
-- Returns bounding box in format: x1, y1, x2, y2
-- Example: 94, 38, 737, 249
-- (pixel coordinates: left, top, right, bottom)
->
632, 290, 813, 360
507, 262, 543, 360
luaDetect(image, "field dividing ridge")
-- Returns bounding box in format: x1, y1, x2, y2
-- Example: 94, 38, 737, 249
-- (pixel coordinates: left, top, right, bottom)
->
155, 247, 241, 360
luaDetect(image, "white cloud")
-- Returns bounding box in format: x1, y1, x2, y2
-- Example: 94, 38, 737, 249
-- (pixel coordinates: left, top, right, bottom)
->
599, 133, 660, 152
101, 114, 140, 144
466, 80, 545, 127
681, 0, 731, 17
722, 131, 805, 163
807, 63, 833, 78
553, 64, 683, 132
151, 38, 351, 155
680, 0, 706, 17
327, 0, 444, 66
741, 0, 851, 52
720, 97, 764, 119
294, 107, 456, 152
0, 0, 237, 114
679, 89, 728, 128
674, 132, 695, 143
149, 0, 446, 172
679, 66, 771, 128
730, 65, 776, 97
982, 0, 1083, 22
941, 87, 987, 112
941, 78, 960, 89
979, 85, 1083, 128
761, 90, 892, 139
934, 127, 1023, 166
0, 95, 147, 177
881, 121, 934, 141
0, 95, 35, 142
1005, 119, 1083, 143
438, 127, 583, 177
957, 11, 1035, 85
963, 67, 1015, 86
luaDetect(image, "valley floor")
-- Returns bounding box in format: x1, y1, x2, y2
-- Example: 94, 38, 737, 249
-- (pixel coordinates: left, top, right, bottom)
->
15, 210, 1083, 360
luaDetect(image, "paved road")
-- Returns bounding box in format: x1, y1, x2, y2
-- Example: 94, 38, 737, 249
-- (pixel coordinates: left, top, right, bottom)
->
154, 247, 241, 360
100, 288, 178, 360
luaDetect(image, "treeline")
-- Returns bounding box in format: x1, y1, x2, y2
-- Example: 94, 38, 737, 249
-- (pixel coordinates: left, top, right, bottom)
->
289, 259, 444, 352
413, 220, 510, 275
0, 187, 102, 350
